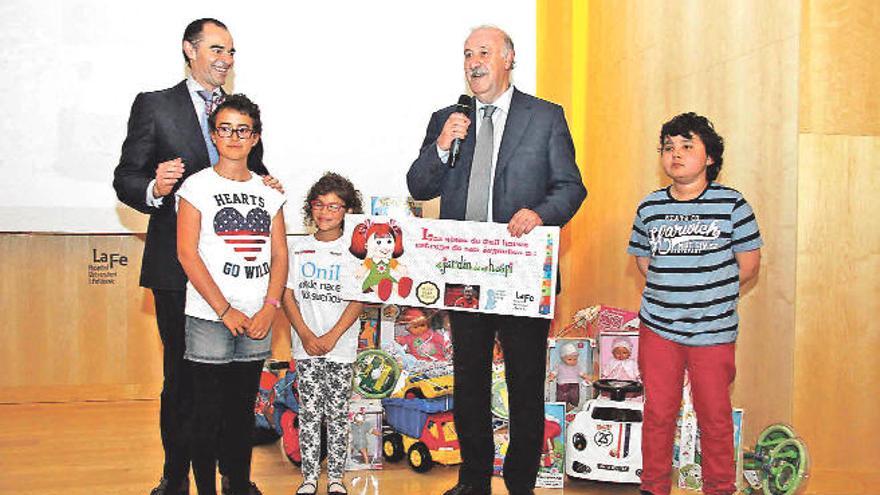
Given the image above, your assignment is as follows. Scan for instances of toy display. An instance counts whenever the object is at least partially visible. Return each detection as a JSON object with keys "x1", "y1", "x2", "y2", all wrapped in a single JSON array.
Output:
[
  {"x1": 253, "y1": 359, "x2": 287, "y2": 444},
  {"x1": 353, "y1": 349, "x2": 401, "y2": 399},
  {"x1": 546, "y1": 338, "x2": 594, "y2": 411},
  {"x1": 741, "y1": 424, "x2": 810, "y2": 495},
  {"x1": 358, "y1": 304, "x2": 382, "y2": 350},
  {"x1": 599, "y1": 332, "x2": 640, "y2": 382},
  {"x1": 381, "y1": 396, "x2": 460, "y2": 473},
  {"x1": 393, "y1": 307, "x2": 452, "y2": 363},
  {"x1": 591, "y1": 305, "x2": 640, "y2": 335},
  {"x1": 370, "y1": 196, "x2": 423, "y2": 218},
  {"x1": 566, "y1": 379, "x2": 644, "y2": 483},
  {"x1": 536, "y1": 402, "x2": 567, "y2": 488},
  {"x1": 346, "y1": 400, "x2": 384, "y2": 471},
  {"x1": 675, "y1": 406, "x2": 744, "y2": 491},
  {"x1": 554, "y1": 305, "x2": 600, "y2": 338}
]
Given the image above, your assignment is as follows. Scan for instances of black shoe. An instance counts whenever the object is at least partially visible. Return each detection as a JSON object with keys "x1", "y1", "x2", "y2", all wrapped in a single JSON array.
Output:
[
  {"x1": 220, "y1": 475, "x2": 262, "y2": 495},
  {"x1": 443, "y1": 483, "x2": 490, "y2": 495},
  {"x1": 150, "y1": 477, "x2": 189, "y2": 495}
]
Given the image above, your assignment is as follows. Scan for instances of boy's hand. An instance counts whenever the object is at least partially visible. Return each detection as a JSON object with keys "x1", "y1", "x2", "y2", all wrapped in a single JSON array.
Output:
[
  {"x1": 246, "y1": 305, "x2": 275, "y2": 340},
  {"x1": 221, "y1": 307, "x2": 250, "y2": 336}
]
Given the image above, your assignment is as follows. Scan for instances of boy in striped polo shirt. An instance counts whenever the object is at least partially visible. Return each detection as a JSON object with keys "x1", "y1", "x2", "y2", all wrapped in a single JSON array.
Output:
[{"x1": 628, "y1": 112, "x2": 762, "y2": 495}]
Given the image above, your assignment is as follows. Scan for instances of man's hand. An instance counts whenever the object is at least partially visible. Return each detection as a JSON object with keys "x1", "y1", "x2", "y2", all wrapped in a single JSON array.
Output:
[
  {"x1": 507, "y1": 208, "x2": 543, "y2": 237},
  {"x1": 152, "y1": 158, "x2": 185, "y2": 197},
  {"x1": 437, "y1": 113, "x2": 471, "y2": 151},
  {"x1": 262, "y1": 175, "x2": 285, "y2": 194}
]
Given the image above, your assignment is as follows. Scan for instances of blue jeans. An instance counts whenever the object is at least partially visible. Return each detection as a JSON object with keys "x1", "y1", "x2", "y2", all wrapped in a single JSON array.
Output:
[{"x1": 184, "y1": 316, "x2": 271, "y2": 364}]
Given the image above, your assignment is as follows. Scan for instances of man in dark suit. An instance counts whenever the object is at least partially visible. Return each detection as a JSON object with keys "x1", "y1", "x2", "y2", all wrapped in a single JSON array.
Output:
[
  {"x1": 407, "y1": 26, "x2": 586, "y2": 495},
  {"x1": 113, "y1": 18, "x2": 269, "y2": 495}
]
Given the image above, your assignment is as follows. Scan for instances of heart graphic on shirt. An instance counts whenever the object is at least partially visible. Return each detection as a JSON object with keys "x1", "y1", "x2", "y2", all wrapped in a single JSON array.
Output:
[{"x1": 213, "y1": 207, "x2": 271, "y2": 262}]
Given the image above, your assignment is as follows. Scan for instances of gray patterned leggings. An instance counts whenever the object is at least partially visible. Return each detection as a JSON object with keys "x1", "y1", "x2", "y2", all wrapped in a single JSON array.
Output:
[{"x1": 296, "y1": 358, "x2": 354, "y2": 482}]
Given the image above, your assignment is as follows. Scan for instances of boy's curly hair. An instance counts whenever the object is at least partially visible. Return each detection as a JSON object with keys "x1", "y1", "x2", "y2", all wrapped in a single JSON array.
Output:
[
  {"x1": 659, "y1": 112, "x2": 724, "y2": 181},
  {"x1": 303, "y1": 172, "x2": 363, "y2": 226}
]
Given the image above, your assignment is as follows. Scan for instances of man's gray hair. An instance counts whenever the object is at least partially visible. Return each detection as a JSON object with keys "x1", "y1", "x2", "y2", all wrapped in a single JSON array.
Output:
[{"x1": 470, "y1": 24, "x2": 516, "y2": 68}]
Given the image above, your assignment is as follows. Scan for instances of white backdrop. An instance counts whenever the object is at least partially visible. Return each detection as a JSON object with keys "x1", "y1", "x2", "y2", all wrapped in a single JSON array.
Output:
[{"x1": 0, "y1": 1, "x2": 535, "y2": 233}]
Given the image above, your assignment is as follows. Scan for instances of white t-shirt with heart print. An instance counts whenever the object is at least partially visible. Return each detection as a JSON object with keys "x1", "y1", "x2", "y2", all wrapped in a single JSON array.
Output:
[{"x1": 176, "y1": 167, "x2": 286, "y2": 321}]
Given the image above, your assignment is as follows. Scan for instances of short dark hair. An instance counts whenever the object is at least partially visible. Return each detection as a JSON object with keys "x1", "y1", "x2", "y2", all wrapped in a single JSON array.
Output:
[
  {"x1": 659, "y1": 112, "x2": 725, "y2": 181},
  {"x1": 303, "y1": 172, "x2": 363, "y2": 225},
  {"x1": 182, "y1": 18, "x2": 228, "y2": 66},
  {"x1": 208, "y1": 93, "x2": 262, "y2": 134}
]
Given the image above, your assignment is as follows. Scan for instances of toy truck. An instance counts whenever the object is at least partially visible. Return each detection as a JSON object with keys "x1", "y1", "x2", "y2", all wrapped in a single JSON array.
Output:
[{"x1": 381, "y1": 396, "x2": 461, "y2": 473}]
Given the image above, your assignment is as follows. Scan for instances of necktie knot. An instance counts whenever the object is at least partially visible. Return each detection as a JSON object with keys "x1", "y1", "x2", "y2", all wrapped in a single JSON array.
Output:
[
  {"x1": 197, "y1": 90, "x2": 222, "y2": 115},
  {"x1": 482, "y1": 105, "x2": 497, "y2": 120}
]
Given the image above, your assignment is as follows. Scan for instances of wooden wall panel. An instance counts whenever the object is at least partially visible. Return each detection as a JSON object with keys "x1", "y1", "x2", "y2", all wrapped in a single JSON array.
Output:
[
  {"x1": 549, "y1": 0, "x2": 801, "y2": 444},
  {"x1": 799, "y1": 0, "x2": 880, "y2": 135},
  {"x1": 0, "y1": 234, "x2": 295, "y2": 403},
  {"x1": 794, "y1": 134, "x2": 880, "y2": 494},
  {"x1": 0, "y1": 234, "x2": 161, "y2": 402},
  {"x1": 796, "y1": 1, "x2": 880, "y2": 492}
]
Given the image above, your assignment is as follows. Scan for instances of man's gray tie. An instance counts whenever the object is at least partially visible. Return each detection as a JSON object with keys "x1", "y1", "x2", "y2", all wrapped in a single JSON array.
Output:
[
  {"x1": 465, "y1": 104, "x2": 497, "y2": 222},
  {"x1": 196, "y1": 90, "x2": 221, "y2": 165}
]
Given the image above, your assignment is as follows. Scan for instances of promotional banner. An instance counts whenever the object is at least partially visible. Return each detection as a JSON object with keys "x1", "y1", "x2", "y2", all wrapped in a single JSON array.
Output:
[{"x1": 340, "y1": 215, "x2": 559, "y2": 318}]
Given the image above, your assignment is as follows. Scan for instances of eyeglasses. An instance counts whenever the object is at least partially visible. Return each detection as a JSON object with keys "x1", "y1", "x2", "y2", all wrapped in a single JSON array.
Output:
[
  {"x1": 214, "y1": 126, "x2": 256, "y2": 139},
  {"x1": 310, "y1": 200, "x2": 345, "y2": 212}
]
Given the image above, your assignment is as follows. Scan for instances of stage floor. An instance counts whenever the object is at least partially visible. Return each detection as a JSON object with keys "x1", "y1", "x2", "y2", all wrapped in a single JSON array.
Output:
[{"x1": 0, "y1": 400, "x2": 688, "y2": 494}]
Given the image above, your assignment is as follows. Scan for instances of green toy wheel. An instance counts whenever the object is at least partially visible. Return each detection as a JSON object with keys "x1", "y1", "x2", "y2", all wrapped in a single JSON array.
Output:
[
  {"x1": 762, "y1": 437, "x2": 809, "y2": 495},
  {"x1": 755, "y1": 423, "x2": 797, "y2": 455},
  {"x1": 353, "y1": 349, "x2": 401, "y2": 399}
]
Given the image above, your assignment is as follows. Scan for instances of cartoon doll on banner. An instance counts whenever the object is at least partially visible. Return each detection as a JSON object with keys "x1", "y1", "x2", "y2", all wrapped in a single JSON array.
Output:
[{"x1": 349, "y1": 219, "x2": 413, "y2": 301}]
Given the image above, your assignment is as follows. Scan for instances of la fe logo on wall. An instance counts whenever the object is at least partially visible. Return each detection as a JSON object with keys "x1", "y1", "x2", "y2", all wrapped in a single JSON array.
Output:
[{"x1": 88, "y1": 248, "x2": 128, "y2": 286}]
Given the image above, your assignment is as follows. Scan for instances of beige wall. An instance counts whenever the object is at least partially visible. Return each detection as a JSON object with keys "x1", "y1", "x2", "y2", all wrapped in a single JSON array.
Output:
[{"x1": 794, "y1": 1, "x2": 880, "y2": 493}]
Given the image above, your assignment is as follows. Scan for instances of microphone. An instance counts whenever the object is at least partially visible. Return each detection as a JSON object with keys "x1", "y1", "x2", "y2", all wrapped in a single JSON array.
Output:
[{"x1": 449, "y1": 94, "x2": 472, "y2": 168}]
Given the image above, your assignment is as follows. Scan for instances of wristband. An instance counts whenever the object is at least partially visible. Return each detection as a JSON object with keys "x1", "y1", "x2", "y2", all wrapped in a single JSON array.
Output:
[
  {"x1": 218, "y1": 302, "x2": 231, "y2": 318},
  {"x1": 265, "y1": 297, "x2": 281, "y2": 309}
]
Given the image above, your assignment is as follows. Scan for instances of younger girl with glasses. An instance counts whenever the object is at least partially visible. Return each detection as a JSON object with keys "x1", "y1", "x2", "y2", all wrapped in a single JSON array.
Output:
[
  {"x1": 282, "y1": 172, "x2": 364, "y2": 495},
  {"x1": 176, "y1": 94, "x2": 288, "y2": 495}
]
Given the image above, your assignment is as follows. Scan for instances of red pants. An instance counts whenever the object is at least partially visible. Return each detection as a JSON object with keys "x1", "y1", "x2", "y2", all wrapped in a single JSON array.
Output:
[{"x1": 638, "y1": 327, "x2": 736, "y2": 495}]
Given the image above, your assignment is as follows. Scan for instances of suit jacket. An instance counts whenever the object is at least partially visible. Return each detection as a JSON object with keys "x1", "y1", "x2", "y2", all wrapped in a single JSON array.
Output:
[
  {"x1": 113, "y1": 80, "x2": 268, "y2": 290},
  {"x1": 407, "y1": 88, "x2": 586, "y2": 227}
]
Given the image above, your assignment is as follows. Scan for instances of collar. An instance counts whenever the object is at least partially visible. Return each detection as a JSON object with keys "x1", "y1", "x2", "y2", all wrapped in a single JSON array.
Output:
[
  {"x1": 475, "y1": 85, "x2": 514, "y2": 116},
  {"x1": 186, "y1": 76, "x2": 221, "y2": 97}
]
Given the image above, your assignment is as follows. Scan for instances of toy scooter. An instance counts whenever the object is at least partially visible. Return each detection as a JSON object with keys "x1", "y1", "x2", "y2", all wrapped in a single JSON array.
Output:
[{"x1": 742, "y1": 424, "x2": 809, "y2": 495}]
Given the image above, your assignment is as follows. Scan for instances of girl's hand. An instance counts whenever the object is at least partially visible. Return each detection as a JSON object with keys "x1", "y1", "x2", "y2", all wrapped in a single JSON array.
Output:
[
  {"x1": 246, "y1": 305, "x2": 275, "y2": 340},
  {"x1": 316, "y1": 332, "x2": 340, "y2": 353},
  {"x1": 222, "y1": 308, "x2": 250, "y2": 336},
  {"x1": 300, "y1": 332, "x2": 328, "y2": 356}
]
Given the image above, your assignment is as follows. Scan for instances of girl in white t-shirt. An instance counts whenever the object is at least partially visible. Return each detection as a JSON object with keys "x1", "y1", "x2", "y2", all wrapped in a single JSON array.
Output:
[
  {"x1": 282, "y1": 172, "x2": 364, "y2": 495},
  {"x1": 177, "y1": 95, "x2": 288, "y2": 495}
]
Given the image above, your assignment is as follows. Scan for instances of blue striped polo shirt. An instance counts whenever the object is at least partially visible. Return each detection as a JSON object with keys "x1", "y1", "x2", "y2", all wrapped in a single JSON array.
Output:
[{"x1": 627, "y1": 183, "x2": 763, "y2": 345}]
